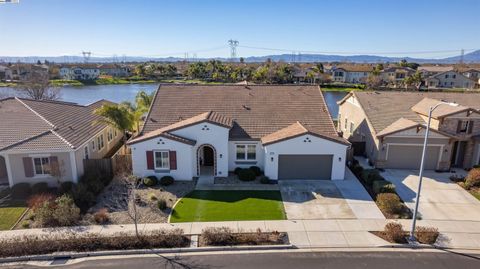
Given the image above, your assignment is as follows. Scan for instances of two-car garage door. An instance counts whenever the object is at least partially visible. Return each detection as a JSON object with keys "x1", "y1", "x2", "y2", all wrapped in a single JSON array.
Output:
[
  {"x1": 278, "y1": 154, "x2": 333, "y2": 180},
  {"x1": 386, "y1": 145, "x2": 440, "y2": 170}
]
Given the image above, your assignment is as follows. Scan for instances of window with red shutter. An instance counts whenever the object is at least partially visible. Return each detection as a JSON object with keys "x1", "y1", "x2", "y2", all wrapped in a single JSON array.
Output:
[
  {"x1": 169, "y1": 151, "x2": 177, "y2": 170},
  {"x1": 146, "y1": 151, "x2": 154, "y2": 170}
]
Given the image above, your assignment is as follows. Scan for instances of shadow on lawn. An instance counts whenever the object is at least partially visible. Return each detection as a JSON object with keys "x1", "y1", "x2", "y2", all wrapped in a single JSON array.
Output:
[{"x1": 183, "y1": 190, "x2": 283, "y2": 203}]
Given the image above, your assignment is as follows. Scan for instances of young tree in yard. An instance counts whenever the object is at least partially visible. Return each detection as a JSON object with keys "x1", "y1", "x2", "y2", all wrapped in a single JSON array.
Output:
[
  {"x1": 15, "y1": 69, "x2": 60, "y2": 100},
  {"x1": 123, "y1": 175, "x2": 142, "y2": 238},
  {"x1": 404, "y1": 71, "x2": 423, "y2": 90},
  {"x1": 365, "y1": 73, "x2": 383, "y2": 89}
]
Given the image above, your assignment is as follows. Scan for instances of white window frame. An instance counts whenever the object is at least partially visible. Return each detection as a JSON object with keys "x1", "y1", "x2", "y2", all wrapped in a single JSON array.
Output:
[
  {"x1": 154, "y1": 150, "x2": 170, "y2": 170},
  {"x1": 107, "y1": 128, "x2": 113, "y2": 142},
  {"x1": 459, "y1": 120, "x2": 470, "y2": 133},
  {"x1": 97, "y1": 134, "x2": 105, "y2": 150},
  {"x1": 33, "y1": 156, "x2": 50, "y2": 176},
  {"x1": 236, "y1": 144, "x2": 256, "y2": 161},
  {"x1": 350, "y1": 121, "x2": 355, "y2": 133},
  {"x1": 344, "y1": 118, "x2": 348, "y2": 130},
  {"x1": 84, "y1": 146, "x2": 89, "y2": 160}
]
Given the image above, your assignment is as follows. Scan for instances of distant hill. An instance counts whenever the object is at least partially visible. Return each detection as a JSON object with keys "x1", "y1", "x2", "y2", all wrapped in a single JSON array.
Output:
[{"x1": 1, "y1": 50, "x2": 479, "y2": 64}]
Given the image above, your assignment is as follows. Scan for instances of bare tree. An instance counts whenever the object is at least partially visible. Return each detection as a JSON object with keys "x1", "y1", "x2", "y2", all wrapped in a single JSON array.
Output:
[
  {"x1": 50, "y1": 159, "x2": 66, "y2": 186},
  {"x1": 16, "y1": 69, "x2": 61, "y2": 100}
]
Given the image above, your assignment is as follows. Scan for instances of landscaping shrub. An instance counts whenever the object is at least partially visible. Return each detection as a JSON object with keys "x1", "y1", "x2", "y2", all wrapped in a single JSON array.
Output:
[
  {"x1": 52, "y1": 195, "x2": 80, "y2": 226},
  {"x1": 34, "y1": 200, "x2": 57, "y2": 227},
  {"x1": 350, "y1": 164, "x2": 363, "y2": 176},
  {"x1": 93, "y1": 208, "x2": 109, "y2": 224},
  {"x1": 27, "y1": 193, "x2": 56, "y2": 210},
  {"x1": 465, "y1": 168, "x2": 480, "y2": 189},
  {"x1": 361, "y1": 169, "x2": 383, "y2": 186},
  {"x1": 260, "y1": 176, "x2": 270, "y2": 184},
  {"x1": 234, "y1": 167, "x2": 244, "y2": 175},
  {"x1": 160, "y1": 176, "x2": 174, "y2": 186},
  {"x1": 373, "y1": 180, "x2": 396, "y2": 194},
  {"x1": 449, "y1": 175, "x2": 465, "y2": 183},
  {"x1": 72, "y1": 183, "x2": 97, "y2": 213},
  {"x1": 31, "y1": 182, "x2": 49, "y2": 194},
  {"x1": 376, "y1": 193, "x2": 402, "y2": 215},
  {"x1": 201, "y1": 227, "x2": 285, "y2": 246},
  {"x1": 202, "y1": 227, "x2": 235, "y2": 246},
  {"x1": 11, "y1": 183, "x2": 32, "y2": 198},
  {"x1": 415, "y1": 226, "x2": 439, "y2": 244},
  {"x1": 238, "y1": 169, "x2": 256, "y2": 181},
  {"x1": 249, "y1": 166, "x2": 262, "y2": 176},
  {"x1": 21, "y1": 221, "x2": 30, "y2": 229},
  {"x1": 157, "y1": 199, "x2": 167, "y2": 210},
  {"x1": 384, "y1": 222, "x2": 405, "y2": 243},
  {"x1": 0, "y1": 229, "x2": 189, "y2": 258},
  {"x1": 148, "y1": 192, "x2": 158, "y2": 201},
  {"x1": 143, "y1": 176, "x2": 158, "y2": 187},
  {"x1": 59, "y1": 181, "x2": 76, "y2": 195}
]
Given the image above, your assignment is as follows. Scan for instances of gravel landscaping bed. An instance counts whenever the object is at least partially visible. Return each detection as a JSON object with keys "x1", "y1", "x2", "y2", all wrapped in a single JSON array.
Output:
[
  {"x1": 214, "y1": 173, "x2": 263, "y2": 185},
  {"x1": 81, "y1": 178, "x2": 195, "y2": 225}
]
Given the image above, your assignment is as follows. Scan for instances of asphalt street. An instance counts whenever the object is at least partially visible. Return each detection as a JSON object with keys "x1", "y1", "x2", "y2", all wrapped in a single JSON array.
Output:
[{"x1": 4, "y1": 250, "x2": 480, "y2": 269}]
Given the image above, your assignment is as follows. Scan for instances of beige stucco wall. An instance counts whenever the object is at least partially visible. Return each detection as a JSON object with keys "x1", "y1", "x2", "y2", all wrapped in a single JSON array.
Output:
[
  {"x1": 8, "y1": 151, "x2": 74, "y2": 187},
  {"x1": 74, "y1": 126, "x2": 122, "y2": 177},
  {"x1": 338, "y1": 94, "x2": 381, "y2": 162}
]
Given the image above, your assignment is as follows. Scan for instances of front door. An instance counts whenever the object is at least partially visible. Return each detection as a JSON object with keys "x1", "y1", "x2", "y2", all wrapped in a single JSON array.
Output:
[{"x1": 203, "y1": 147, "x2": 214, "y2": 166}]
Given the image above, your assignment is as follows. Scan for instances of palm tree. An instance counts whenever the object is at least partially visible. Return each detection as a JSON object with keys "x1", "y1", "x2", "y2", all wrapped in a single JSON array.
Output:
[
  {"x1": 121, "y1": 90, "x2": 155, "y2": 134},
  {"x1": 94, "y1": 104, "x2": 134, "y2": 145}
]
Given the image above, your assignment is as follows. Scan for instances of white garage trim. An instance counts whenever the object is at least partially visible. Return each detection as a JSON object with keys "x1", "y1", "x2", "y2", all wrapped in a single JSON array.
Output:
[{"x1": 386, "y1": 143, "x2": 444, "y2": 168}]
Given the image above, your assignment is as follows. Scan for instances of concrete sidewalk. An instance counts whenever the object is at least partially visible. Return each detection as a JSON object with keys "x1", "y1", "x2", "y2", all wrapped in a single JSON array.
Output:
[{"x1": 2, "y1": 219, "x2": 480, "y2": 250}]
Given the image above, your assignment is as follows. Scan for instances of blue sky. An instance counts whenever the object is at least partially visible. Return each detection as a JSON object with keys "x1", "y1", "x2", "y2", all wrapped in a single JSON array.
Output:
[{"x1": 0, "y1": 0, "x2": 479, "y2": 58}]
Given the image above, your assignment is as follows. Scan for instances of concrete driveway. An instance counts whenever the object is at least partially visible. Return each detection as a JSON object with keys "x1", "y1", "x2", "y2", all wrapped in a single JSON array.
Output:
[
  {"x1": 279, "y1": 168, "x2": 384, "y2": 220},
  {"x1": 381, "y1": 169, "x2": 480, "y2": 221}
]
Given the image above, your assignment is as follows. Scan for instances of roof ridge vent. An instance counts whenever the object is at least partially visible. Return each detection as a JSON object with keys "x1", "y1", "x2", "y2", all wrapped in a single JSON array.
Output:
[{"x1": 242, "y1": 105, "x2": 251, "y2": 110}]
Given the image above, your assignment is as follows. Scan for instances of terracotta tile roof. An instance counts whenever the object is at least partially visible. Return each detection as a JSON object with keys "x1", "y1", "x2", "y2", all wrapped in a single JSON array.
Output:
[
  {"x1": 348, "y1": 91, "x2": 480, "y2": 134},
  {"x1": 261, "y1": 121, "x2": 349, "y2": 146},
  {"x1": 418, "y1": 66, "x2": 454, "y2": 73},
  {"x1": 333, "y1": 64, "x2": 374, "y2": 72},
  {"x1": 2, "y1": 131, "x2": 73, "y2": 151},
  {"x1": 411, "y1": 98, "x2": 468, "y2": 119},
  {"x1": 0, "y1": 97, "x2": 115, "y2": 152},
  {"x1": 376, "y1": 118, "x2": 421, "y2": 137},
  {"x1": 139, "y1": 84, "x2": 344, "y2": 143}
]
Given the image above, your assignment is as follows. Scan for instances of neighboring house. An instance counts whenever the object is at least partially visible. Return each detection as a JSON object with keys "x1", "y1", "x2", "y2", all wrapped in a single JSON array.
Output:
[
  {"x1": 330, "y1": 65, "x2": 373, "y2": 83},
  {"x1": 293, "y1": 67, "x2": 329, "y2": 83},
  {"x1": 338, "y1": 91, "x2": 480, "y2": 171},
  {"x1": 418, "y1": 65, "x2": 454, "y2": 77},
  {"x1": 98, "y1": 64, "x2": 131, "y2": 77},
  {"x1": 9, "y1": 64, "x2": 49, "y2": 81},
  {"x1": 0, "y1": 98, "x2": 122, "y2": 187},
  {"x1": 380, "y1": 66, "x2": 415, "y2": 86},
  {"x1": 59, "y1": 64, "x2": 100, "y2": 80},
  {"x1": 127, "y1": 85, "x2": 350, "y2": 181},
  {"x1": 424, "y1": 71, "x2": 475, "y2": 89},
  {"x1": 0, "y1": 65, "x2": 12, "y2": 81}
]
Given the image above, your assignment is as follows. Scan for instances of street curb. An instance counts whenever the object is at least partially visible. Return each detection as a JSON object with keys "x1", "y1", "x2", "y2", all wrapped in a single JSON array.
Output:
[{"x1": 0, "y1": 244, "x2": 294, "y2": 264}]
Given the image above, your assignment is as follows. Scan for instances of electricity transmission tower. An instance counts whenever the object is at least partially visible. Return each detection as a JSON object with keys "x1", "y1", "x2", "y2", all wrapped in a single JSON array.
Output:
[
  {"x1": 82, "y1": 51, "x2": 92, "y2": 63},
  {"x1": 228, "y1": 39, "x2": 239, "y2": 61},
  {"x1": 460, "y1": 49, "x2": 464, "y2": 64}
]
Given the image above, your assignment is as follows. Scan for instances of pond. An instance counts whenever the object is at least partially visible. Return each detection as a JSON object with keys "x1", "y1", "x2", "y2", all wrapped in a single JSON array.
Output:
[{"x1": 0, "y1": 84, "x2": 347, "y2": 118}]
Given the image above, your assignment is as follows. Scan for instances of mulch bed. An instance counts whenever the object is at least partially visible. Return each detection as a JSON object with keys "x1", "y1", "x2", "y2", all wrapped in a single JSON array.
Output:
[
  {"x1": 198, "y1": 232, "x2": 288, "y2": 247},
  {"x1": 0, "y1": 229, "x2": 190, "y2": 258},
  {"x1": 370, "y1": 231, "x2": 439, "y2": 245}
]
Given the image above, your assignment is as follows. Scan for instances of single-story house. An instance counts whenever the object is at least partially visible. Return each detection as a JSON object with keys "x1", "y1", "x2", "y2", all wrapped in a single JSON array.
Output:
[
  {"x1": 0, "y1": 97, "x2": 122, "y2": 187},
  {"x1": 127, "y1": 84, "x2": 350, "y2": 181},
  {"x1": 338, "y1": 91, "x2": 480, "y2": 171}
]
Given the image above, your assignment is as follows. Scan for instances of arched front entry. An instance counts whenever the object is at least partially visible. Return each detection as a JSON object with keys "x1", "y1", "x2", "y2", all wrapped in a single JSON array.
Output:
[
  {"x1": 0, "y1": 156, "x2": 8, "y2": 185},
  {"x1": 197, "y1": 144, "x2": 217, "y2": 176}
]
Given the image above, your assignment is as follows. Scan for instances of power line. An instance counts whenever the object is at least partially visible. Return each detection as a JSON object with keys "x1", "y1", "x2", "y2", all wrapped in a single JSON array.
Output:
[{"x1": 237, "y1": 45, "x2": 477, "y2": 56}]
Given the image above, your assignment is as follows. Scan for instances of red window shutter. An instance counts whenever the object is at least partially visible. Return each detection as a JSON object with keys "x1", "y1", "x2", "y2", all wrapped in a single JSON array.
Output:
[
  {"x1": 146, "y1": 151, "x2": 154, "y2": 170},
  {"x1": 22, "y1": 157, "x2": 34, "y2": 177},
  {"x1": 169, "y1": 151, "x2": 177, "y2": 170}
]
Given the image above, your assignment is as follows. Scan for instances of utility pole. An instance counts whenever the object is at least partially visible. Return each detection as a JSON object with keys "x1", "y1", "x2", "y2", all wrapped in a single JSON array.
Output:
[
  {"x1": 228, "y1": 39, "x2": 239, "y2": 61},
  {"x1": 82, "y1": 51, "x2": 92, "y2": 63}
]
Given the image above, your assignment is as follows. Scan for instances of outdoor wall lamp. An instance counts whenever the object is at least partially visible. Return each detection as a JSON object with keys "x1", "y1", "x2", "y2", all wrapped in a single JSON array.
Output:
[
  {"x1": 338, "y1": 157, "x2": 342, "y2": 162},
  {"x1": 219, "y1": 154, "x2": 223, "y2": 158},
  {"x1": 271, "y1": 157, "x2": 274, "y2": 162}
]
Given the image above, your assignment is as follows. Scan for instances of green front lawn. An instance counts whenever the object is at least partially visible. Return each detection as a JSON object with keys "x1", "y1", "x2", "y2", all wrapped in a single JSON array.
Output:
[
  {"x1": 0, "y1": 201, "x2": 27, "y2": 230},
  {"x1": 170, "y1": 190, "x2": 286, "y2": 223}
]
